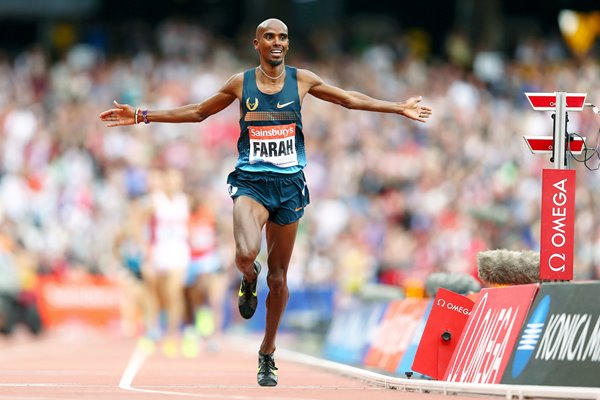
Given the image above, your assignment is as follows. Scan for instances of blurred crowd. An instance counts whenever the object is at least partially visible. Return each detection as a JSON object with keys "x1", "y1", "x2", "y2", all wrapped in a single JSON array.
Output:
[{"x1": 0, "y1": 18, "x2": 599, "y2": 316}]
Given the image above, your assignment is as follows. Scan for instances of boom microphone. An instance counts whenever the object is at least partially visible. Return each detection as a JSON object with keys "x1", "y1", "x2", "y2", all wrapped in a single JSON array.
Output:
[
  {"x1": 425, "y1": 272, "x2": 481, "y2": 297},
  {"x1": 477, "y1": 249, "x2": 539, "y2": 285}
]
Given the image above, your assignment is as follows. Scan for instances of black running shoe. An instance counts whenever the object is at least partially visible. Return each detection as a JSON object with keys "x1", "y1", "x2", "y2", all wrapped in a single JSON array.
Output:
[
  {"x1": 257, "y1": 351, "x2": 278, "y2": 387},
  {"x1": 238, "y1": 261, "x2": 261, "y2": 319}
]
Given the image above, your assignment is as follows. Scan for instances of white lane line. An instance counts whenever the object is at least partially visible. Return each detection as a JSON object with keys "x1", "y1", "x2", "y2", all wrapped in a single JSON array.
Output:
[
  {"x1": 124, "y1": 386, "x2": 320, "y2": 400},
  {"x1": 118, "y1": 345, "x2": 150, "y2": 389},
  {"x1": 118, "y1": 346, "x2": 209, "y2": 397},
  {"x1": 117, "y1": 342, "x2": 320, "y2": 400},
  {"x1": 119, "y1": 344, "x2": 250, "y2": 400}
]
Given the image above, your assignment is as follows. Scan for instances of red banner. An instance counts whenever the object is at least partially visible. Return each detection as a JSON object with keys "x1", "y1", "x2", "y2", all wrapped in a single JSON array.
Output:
[
  {"x1": 443, "y1": 284, "x2": 538, "y2": 384},
  {"x1": 412, "y1": 289, "x2": 474, "y2": 379},
  {"x1": 525, "y1": 92, "x2": 587, "y2": 111},
  {"x1": 523, "y1": 136, "x2": 585, "y2": 154},
  {"x1": 36, "y1": 274, "x2": 123, "y2": 330},
  {"x1": 539, "y1": 169, "x2": 576, "y2": 280}
]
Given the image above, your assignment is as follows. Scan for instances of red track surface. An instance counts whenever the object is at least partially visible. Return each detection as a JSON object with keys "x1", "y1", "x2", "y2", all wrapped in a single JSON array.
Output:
[{"x1": 0, "y1": 330, "x2": 498, "y2": 400}]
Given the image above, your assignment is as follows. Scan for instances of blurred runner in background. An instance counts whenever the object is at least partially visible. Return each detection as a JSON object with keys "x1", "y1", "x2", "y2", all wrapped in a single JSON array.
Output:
[
  {"x1": 113, "y1": 198, "x2": 155, "y2": 338},
  {"x1": 141, "y1": 168, "x2": 190, "y2": 357},
  {"x1": 181, "y1": 190, "x2": 227, "y2": 357}
]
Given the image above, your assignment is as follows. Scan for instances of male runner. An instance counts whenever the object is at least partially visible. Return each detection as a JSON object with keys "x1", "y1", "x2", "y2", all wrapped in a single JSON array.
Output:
[
  {"x1": 143, "y1": 168, "x2": 190, "y2": 357},
  {"x1": 99, "y1": 17, "x2": 432, "y2": 386}
]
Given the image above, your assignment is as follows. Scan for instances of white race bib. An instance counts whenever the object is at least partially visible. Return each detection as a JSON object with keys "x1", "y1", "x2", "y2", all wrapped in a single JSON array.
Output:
[{"x1": 248, "y1": 123, "x2": 298, "y2": 167}]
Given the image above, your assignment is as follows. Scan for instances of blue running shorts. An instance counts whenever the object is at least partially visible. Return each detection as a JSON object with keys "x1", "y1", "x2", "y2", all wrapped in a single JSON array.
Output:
[{"x1": 226, "y1": 169, "x2": 310, "y2": 225}]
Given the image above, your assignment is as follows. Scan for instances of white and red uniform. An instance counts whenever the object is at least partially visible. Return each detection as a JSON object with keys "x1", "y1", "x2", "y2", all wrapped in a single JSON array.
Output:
[{"x1": 150, "y1": 191, "x2": 190, "y2": 271}]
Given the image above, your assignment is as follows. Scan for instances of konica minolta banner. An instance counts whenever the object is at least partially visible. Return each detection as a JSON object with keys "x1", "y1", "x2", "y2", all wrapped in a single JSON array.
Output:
[{"x1": 502, "y1": 282, "x2": 600, "y2": 387}]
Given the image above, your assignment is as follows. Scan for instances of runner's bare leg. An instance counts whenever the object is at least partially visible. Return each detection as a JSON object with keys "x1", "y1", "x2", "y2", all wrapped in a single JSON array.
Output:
[
  {"x1": 260, "y1": 220, "x2": 298, "y2": 354},
  {"x1": 233, "y1": 196, "x2": 269, "y2": 281}
]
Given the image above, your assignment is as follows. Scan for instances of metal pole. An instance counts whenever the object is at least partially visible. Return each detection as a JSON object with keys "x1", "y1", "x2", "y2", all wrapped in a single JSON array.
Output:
[{"x1": 553, "y1": 91, "x2": 567, "y2": 169}]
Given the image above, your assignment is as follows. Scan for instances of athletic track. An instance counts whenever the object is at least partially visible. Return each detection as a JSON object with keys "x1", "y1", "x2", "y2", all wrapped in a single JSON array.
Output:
[{"x1": 0, "y1": 329, "x2": 506, "y2": 400}]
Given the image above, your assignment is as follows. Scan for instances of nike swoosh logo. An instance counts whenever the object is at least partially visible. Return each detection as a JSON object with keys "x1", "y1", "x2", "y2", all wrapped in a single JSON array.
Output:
[
  {"x1": 238, "y1": 288, "x2": 257, "y2": 297},
  {"x1": 276, "y1": 101, "x2": 295, "y2": 109}
]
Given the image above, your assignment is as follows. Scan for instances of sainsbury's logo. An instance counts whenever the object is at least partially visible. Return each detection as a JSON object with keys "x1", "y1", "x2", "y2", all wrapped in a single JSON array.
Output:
[
  {"x1": 511, "y1": 295, "x2": 551, "y2": 378},
  {"x1": 249, "y1": 124, "x2": 296, "y2": 139}
]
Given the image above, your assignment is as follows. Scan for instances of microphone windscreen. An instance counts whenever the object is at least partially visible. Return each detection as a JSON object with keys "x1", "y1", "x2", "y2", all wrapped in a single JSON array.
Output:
[
  {"x1": 477, "y1": 249, "x2": 539, "y2": 285},
  {"x1": 425, "y1": 272, "x2": 481, "y2": 297}
]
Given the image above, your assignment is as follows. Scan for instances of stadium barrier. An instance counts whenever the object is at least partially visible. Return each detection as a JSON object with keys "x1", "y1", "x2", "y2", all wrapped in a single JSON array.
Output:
[
  {"x1": 322, "y1": 281, "x2": 600, "y2": 389},
  {"x1": 502, "y1": 281, "x2": 600, "y2": 387}
]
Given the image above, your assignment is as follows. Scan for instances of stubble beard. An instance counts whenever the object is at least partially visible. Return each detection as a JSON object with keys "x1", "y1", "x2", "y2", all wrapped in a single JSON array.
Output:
[{"x1": 268, "y1": 59, "x2": 283, "y2": 67}]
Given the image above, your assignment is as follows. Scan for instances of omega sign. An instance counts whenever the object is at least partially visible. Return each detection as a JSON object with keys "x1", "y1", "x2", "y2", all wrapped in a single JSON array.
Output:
[
  {"x1": 436, "y1": 299, "x2": 471, "y2": 316},
  {"x1": 443, "y1": 285, "x2": 538, "y2": 384},
  {"x1": 444, "y1": 293, "x2": 521, "y2": 383},
  {"x1": 539, "y1": 169, "x2": 576, "y2": 280}
]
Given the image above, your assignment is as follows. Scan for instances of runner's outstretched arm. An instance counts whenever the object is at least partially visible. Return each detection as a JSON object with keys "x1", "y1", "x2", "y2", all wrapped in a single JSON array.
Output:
[
  {"x1": 299, "y1": 69, "x2": 432, "y2": 123},
  {"x1": 98, "y1": 73, "x2": 243, "y2": 127}
]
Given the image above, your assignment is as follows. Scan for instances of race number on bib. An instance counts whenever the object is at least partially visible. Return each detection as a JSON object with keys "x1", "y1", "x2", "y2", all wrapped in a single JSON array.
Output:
[{"x1": 248, "y1": 124, "x2": 298, "y2": 167}]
